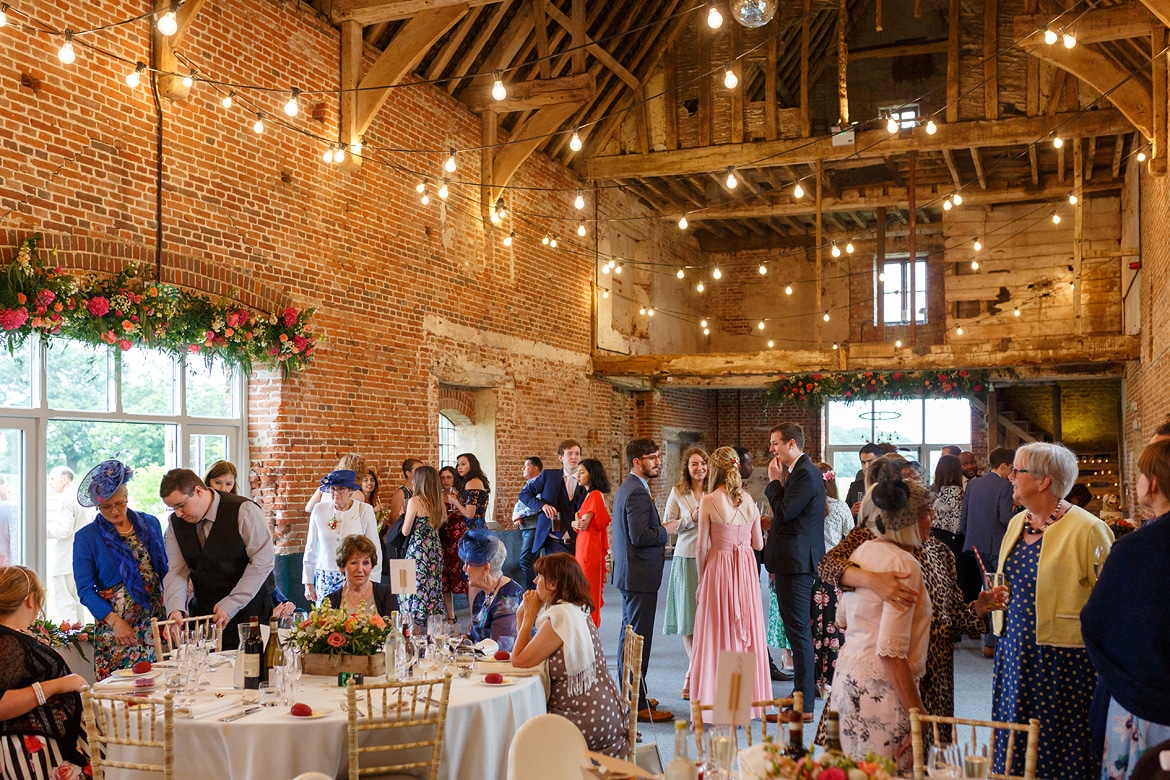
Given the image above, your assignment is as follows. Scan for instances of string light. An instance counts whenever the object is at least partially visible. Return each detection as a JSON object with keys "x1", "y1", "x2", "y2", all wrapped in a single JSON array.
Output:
[
  {"x1": 757, "y1": 321, "x2": 765, "y2": 330},
  {"x1": 550, "y1": 236, "x2": 558, "y2": 248},
  {"x1": 952, "y1": 193, "x2": 963, "y2": 206},
  {"x1": 1044, "y1": 27, "x2": 1057, "y2": 45},
  {"x1": 569, "y1": 126, "x2": 582, "y2": 152},
  {"x1": 793, "y1": 182, "x2": 805, "y2": 199},
  {"x1": 496, "y1": 197, "x2": 507, "y2": 219},
  {"x1": 542, "y1": 234, "x2": 550, "y2": 245},
  {"x1": 601, "y1": 263, "x2": 610, "y2": 274},
  {"x1": 182, "y1": 73, "x2": 194, "y2": 89},
  {"x1": 1052, "y1": 213, "x2": 1061, "y2": 224},
  {"x1": 703, "y1": 327, "x2": 710, "y2": 335},
  {"x1": 1052, "y1": 136, "x2": 1063, "y2": 149},
  {"x1": 125, "y1": 62, "x2": 145, "y2": 88},
  {"x1": 438, "y1": 180, "x2": 449, "y2": 199},
  {"x1": 157, "y1": 5, "x2": 178, "y2": 36},
  {"x1": 707, "y1": 1, "x2": 723, "y2": 29},
  {"x1": 504, "y1": 231, "x2": 514, "y2": 247},
  {"x1": 252, "y1": 113, "x2": 264, "y2": 134},
  {"x1": 832, "y1": 342, "x2": 839, "y2": 350},
  {"x1": 492, "y1": 72, "x2": 506, "y2": 101},
  {"x1": 697, "y1": 282, "x2": 705, "y2": 292},
  {"x1": 677, "y1": 269, "x2": 685, "y2": 279},
  {"x1": 333, "y1": 146, "x2": 345, "y2": 163},
  {"x1": 577, "y1": 223, "x2": 587, "y2": 237},
  {"x1": 420, "y1": 191, "x2": 430, "y2": 205},
  {"x1": 58, "y1": 31, "x2": 76, "y2": 65},
  {"x1": 648, "y1": 307, "x2": 655, "y2": 317},
  {"x1": 956, "y1": 326, "x2": 964, "y2": 336},
  {"x1": 1138, "y1": 150, "x2": 1148, "y2": 163},
  {"x1": 350, "y1": 140, "x2": 362, "y2": 156},
  {"x1": 723, "y1": 63, "x2": 738, "y2": 89},
  {"x1": 925, "y1": 119, "x2": 937, "y2": 135},
  {"x1": 1069, "y1": 193, "x2": 1078, "y2": 205},
  {"x1": 845, "y1": 241, "x2": 855, "y2": 254},
  {"x1": 768, "y1": 340, "x2": 774, "y2": 348},
  {"x1": 700, "y1": 319, "x2": 708, "y2": 328},
  {"x1": 785, "y1": 284, "x2": 793, "y2": 295},
  {"x1": 602, "y1": 290, "x2": 609, "y2": 298},
  {"x1": 886, "y1": 116, "x2": 899, "y2": 134},
  {"x1": 971, "y1": 259, "x2": 979, "y2": 270},
  {"x1": 640, "y1": 307, "x2": 647, "y2": 315},
  {"x1": 323, "y1": 145, "x2": 335, "y2": 163},
  {"x1": 613, "y1": 261, "x2": 621, "y2": 273},
  {"x1": 830, "y1": 242, "x2": 841, "y2": 257},
  {"x1": 823, "y1": 310, "x2": 831, "y2": 322},
  {"x1": 574, "y1": 190, "x2": 585, "y2": 210},
  {"x1": 678, "y1": 215, "x2": 688, "y2": 230},
  {"x1": 725, "y1": 167, "x2": 738, "y2": 189},
  {"x1": 758, "y1": 263, "x2": 767, "y2": 275},
  {"x1": 895, "y1": 339, "x2": 903, "y2": 348},
  {"x1": 973, "y1": 239, "x2": 982, "y2": 251},
  {"x1": 1062, "y1": 31, "x2": 1076, "y2": 49},
  {"x1": 416, "y1": 181, "x2": 427, "y2": 194},
  {"x1": 490, "y1": 207, "x2": 501, "y2": 224},
  {"x1": 943, "y1": 197, "x2": 953, "y2": 211},
  {"x1": 712, "y1": 266, "x2": 722, "y2": 280},
  {"x1": 221, "y1": 91, "x2": 234, "y2": 109},
  {"x1": 283, "y1": 88, "x2": 300, "y2": 117},
  {"x1": 1014, "y1": 307, "x2": 1021, "y2": 316},
  {"x1": 444, "y1": 149, "x2": 457, "y2": 173}
]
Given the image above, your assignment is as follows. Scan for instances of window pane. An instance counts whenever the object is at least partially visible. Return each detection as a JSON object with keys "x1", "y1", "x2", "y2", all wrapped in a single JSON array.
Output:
[
  {"x1": 924, "y1": 398, "x2": 972, "y2": 444},
  {"x1": 438, "y1": 414, "x2": 456, "y2": 468},
  {"x1": 830, "y1": 449, "x2": 862, "y2": 502},
  {"x1": 872, "y1": 399, "x2": 923, "y2": 444},
  {"x1": 883, "y1": 262, "x2": 903, "y2": 324},
  {"x1": 914, "y1": 260, "x2": 928, "y2": 323},
  {"x1": 827, "y1": 401, "x2": 872, "y2": 444},
  {"x1": 121, "y1": 349, "x2": 177, "y2": 415},
  {"x1": 187, "y1": 359, "x2": 236, "y2": 418},
  {"x1": 190, "y1": 434, "x2": 228, "y2": 480},
  {"x1": 0, "y1": 428, "x2": 25, "y2": 568},
  {"x1": 0, "y1": 340, "x2": 33, "y2": 408},
  {"x1": 46, "y1": 340, "x2": 112, "y2": 412}
]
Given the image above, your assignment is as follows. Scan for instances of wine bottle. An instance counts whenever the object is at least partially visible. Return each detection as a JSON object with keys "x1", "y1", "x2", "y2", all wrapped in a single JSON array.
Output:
[
  {"x1": 822, "y1": 710, "x2": 845, "y2": 758},
  {"x1": 384, "y1": 611, "x2": 404, "y2": 682},
  {"x1": 263, "y1": 617, "x2": 284, "y2": 679},
  {"x1": 665, "y1": 720, "x2": 696, "y2": 780},
  {"x1": 243, "y1": 617, "x2": 263, "y2": 690},
  {"x1": 785, "y1": 710, "x2": 807, "y2": 761}
]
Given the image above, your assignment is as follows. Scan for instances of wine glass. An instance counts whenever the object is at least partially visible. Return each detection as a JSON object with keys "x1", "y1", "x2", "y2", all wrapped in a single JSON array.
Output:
[
  {"x1": 709, "y1": 724, "x2": 736, "y2": 780},
  {"x1": 284, "y1": 646, "x2": 302, "y2": 701},
  {"x1": 428, "y1": 616, "x2": 449, "y2": 657},
  {"x1": 963, "y1": 744, "x2": 990, "y2": 779},
  {"x1": 927, "y1": 744, "x2": 962, "y2": 779},
  {"x1": 417, "y1": 645, "x2": 440, "y2": 677},
  {"x1": 1093, "y1": 545, "x2": 1107, "y2": 579},
  {"x1": 447, "y1": 623, "x2": 464, "y2": 656}
]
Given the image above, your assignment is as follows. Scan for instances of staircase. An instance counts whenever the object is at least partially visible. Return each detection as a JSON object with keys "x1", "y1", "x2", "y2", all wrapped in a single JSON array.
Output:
[{"x1": 969, "y1": 395, "x2": 1044, "y2": 448}]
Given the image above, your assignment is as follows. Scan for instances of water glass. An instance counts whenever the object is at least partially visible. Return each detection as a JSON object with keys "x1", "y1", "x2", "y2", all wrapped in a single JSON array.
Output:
[
  {"x1": 984, "y1": 572, "x2": 1010, "y2": 610},
  {"x1": 963, "y1": 745, "x2": 990, "y2": 779},
  {"x1": 927, "y1": 744, "x2": 962, "y2": 779},
  {"x1": 454, "y1": 646, "x2": 477, "y2": 678},
  {"x1": 284, "y1": 647, "x2": 302, "y2": 700},
  {"x1": 269, "y1": 666, "x2": 287, "y2": 705},
  {"x1": 417, "y1": 645, "x2": 441, "y2": 677},
  {"x1": 258, "y1": 681, "x2": 279, "y2": 707}
]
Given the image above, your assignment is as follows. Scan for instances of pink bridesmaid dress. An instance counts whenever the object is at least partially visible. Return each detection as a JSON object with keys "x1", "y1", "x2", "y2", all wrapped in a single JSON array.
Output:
[{"x1": 689, "y1": 496, "x2": 770, "y2": 723}]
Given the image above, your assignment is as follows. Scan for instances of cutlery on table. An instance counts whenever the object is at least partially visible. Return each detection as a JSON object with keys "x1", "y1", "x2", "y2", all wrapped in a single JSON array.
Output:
[{"x1": 217, "y1": 707, "x2": 261, "y2": 722}]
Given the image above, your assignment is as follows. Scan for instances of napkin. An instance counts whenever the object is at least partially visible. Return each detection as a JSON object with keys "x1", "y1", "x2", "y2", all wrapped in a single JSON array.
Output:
[
  {"x1": 94, "y1": 677, "x2": 158, "y2": 691},
  {"x1": 208, "y1": 653, "x2": 234, "y2": 667},
  {"x1": 583, "y1": 751, "x2": 660, "y2": 779},
  {"x1": 176, "y1": 696, "x2": 240, "y2": 720},
  {"x1": 735, "y1": 743, "x2": 769, "y2": 780}
]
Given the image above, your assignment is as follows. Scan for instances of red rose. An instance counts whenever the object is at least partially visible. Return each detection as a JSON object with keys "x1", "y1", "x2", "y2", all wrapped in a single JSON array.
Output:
[
  {"x1": 819, "y1": 768, "x2": 847, "y2": 780},
  {"x1": 326, "y1": 632, "x2": 346, "y2": 648},
  {"x1": 974, "y1": 384, "x2": 983, "y2": 391},
  {"x1": 893, "y1": 372, "x2": 902, "y2": 380},
  {"x1": 117, "y1": 339, "x2": 132, "y2": 351},
  {"x1": 293, "y1": 334, "x2": 308, "y2": 352},
  {"x1": 86, "y1": 297, "x2": 110, "y2": 317},
  {"x1": 959, "y1": 370, "x2": 968, "y2": 377}
]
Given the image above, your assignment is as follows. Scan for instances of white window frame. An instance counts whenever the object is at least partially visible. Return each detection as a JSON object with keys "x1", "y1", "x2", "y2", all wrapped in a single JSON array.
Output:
[
  {"x1": 878, "y1": 256, "x2": 928, "y2": 325},
  {"x1": 879, "y1": 103, "x2": 921, "y2": 129},
  {"x1": 438, "y1": 413, "x2": 457, "y2": 469}
]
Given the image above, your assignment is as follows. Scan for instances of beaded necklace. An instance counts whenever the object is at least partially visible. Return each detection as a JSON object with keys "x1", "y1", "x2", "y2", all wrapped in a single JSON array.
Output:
[{"x1": 1023, "y1": 499, "x2": 1068, "y2": 536}]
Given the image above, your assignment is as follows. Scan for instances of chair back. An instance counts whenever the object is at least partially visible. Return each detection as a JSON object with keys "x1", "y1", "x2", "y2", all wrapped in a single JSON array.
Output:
[
  {"x1": 82, "y1": 689, "x2": 175, "y2": 780},
  {"x1": 506, "y1": 713, "x2": 588, "y2": 780},
  {"x1": 150, "y1": 614, "x2": 222, "y2": 660},
  {"x1": 346, "y1": 674, "x2": 451, "y2": 780},
  {"x1": 691, "y1": 692, "x2": 803, "y2": 753},
  {"x1": 619, "y1": 624, "x2": 644, "y2": 759},
  {"x1": 910, "y1": 709, "x2": 1041, "y2": 780}
]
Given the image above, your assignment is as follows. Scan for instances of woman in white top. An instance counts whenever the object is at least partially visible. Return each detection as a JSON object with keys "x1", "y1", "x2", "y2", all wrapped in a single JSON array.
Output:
[
  {"x1": 302, "y1": 470, "x2": 381, "y2": 605},
  {"x1": 661, "y1": 446, "x2": 707, "y2": 700}
]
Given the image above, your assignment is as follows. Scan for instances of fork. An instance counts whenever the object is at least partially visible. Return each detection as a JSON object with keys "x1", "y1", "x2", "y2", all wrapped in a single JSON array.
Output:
[{"x1": 339, "y1": 701, "x2": 366, "y2": 717}]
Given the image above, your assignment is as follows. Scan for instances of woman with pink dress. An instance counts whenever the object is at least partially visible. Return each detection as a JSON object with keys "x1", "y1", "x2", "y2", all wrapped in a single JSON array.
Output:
[{"x1": 689, "y1": 446, "x2": 769, "y2": 723}]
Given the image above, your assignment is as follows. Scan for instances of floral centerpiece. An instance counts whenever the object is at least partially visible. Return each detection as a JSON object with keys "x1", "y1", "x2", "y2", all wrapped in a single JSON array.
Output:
[
  {"x1": 741, "y1": 740, "x2": 896, "y2": 780},
  {"x1": 289, "y1": 605, "x2": 390, "y2": 676},
  {"x1": 28, "y1": 618, "x2": 92, "y2": 661}
]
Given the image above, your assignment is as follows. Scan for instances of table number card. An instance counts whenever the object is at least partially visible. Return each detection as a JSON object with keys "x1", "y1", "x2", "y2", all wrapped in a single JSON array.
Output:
[
  {"x1": 713, "y1": 651, "x2": 756, "y2": 727},
  {"x1": 387, "y1": 559, "x2": 417, "y2": 595}
]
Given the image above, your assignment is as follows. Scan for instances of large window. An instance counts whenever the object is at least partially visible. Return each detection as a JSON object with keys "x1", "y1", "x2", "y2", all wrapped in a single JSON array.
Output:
[
  {"x1": 824, "y1": 398, "x2": 971, "y2": 496},
  {"x1": 0, "y1": 338, "x2": 246, "y2": 622},
  {"x1": 879, "y1": 258, "x2": 927, "y2": 325},
  {"x1": 438, "y1": 413, "x2": 456, "y2": 468}
]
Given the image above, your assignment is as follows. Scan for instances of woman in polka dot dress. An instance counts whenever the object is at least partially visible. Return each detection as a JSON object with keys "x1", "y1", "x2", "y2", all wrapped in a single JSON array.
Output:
[{"x1": 992, "y1": 443, "x2": 1113, "y2": 780}]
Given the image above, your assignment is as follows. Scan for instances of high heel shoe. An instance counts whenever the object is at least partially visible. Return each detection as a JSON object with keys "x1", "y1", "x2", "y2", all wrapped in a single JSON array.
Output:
[{"x1": 681, "y1": 677, "x2": 690, "y2": 700}]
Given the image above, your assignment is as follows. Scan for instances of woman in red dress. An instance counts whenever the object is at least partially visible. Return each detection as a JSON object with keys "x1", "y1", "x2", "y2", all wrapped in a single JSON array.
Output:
[{"x1": 573, "y1": 459, "x2": 611, "y2": 628}]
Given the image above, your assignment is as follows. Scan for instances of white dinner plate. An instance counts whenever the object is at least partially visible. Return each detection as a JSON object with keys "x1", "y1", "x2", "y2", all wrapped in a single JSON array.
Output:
[
  {"x1": 286, "y1": 709, "x2": 332, "y2": 720},
  {"x1": 112, "y1": 669, "x2": 152, "y2": 678},
  {"x1": 479, "y1": 677, "x2": 519, "y2": 687}
]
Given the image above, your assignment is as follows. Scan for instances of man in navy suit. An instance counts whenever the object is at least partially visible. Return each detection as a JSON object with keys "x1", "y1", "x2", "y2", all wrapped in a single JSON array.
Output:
[
  {"x1": 960, "y1": 446, "x2": 1016, "y2": 654},
  {"x1": 518, "y1": 439, "x2": 584, "y2": 557},
  {"x1": 763, "y1": 423, "x2": 825, "y2": 719},
  {"x1": 613, "y1": 438, "x2": 678, "y2": 723}
]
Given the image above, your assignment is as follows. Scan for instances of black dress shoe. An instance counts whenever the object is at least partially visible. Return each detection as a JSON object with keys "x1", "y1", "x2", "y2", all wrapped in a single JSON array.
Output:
[{"x1": 770, "y1": 665, "x2": 794, "y2": 682}]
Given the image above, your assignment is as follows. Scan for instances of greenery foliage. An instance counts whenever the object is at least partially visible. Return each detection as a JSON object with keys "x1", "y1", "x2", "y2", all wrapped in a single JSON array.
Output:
[
  {"x1": 2, "y1": 234, "x2": 317, "y2": 376},
  {"x1": 767, "y1": 369, "x2": 993, "y2": 409}
]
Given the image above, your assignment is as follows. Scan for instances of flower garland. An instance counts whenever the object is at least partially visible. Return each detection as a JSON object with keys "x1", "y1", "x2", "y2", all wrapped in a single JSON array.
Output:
[
  {"x1": 766, "y1": 369, "x2": 994, "y2": 409},
  {"x1": 1, "y1": 234, "x2": 317, "y2": 376}
]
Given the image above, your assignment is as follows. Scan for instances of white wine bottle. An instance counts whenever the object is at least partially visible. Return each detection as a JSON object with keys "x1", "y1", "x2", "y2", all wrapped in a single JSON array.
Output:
[{"x1": 665, "y1": 720, "x2": 696, "y2": 780}]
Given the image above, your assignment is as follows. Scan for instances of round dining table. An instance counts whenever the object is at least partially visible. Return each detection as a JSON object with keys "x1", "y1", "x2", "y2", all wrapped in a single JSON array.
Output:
[{"x1": 95, "y1": 656, "x2": 547, "y2": 780}]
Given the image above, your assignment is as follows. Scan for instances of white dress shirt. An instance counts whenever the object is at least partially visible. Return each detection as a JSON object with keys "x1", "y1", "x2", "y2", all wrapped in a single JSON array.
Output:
[{"x1": 302, "y1": 498, "x2": 382, "y2": 583}]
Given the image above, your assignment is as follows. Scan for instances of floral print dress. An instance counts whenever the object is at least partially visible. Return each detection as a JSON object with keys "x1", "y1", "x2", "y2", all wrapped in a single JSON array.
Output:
[
  {"x1": 92, "y1": 531, "x2": 166, "y2": 681},
  {"x1": 401, "y1": 517, "x2": 445, "y2": 625}
]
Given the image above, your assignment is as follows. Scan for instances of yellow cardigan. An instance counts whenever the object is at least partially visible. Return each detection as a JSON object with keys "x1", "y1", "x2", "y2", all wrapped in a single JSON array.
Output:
[{"x1": 992, "y1": 505, "x2": 1114, "y2": 647}]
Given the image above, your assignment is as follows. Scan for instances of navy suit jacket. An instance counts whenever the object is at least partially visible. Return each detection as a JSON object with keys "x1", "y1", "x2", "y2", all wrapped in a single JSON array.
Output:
[
  {"x1": 959, "y1": 471, "x2": 1015, "y2": 561},
  {"x1": 518, "y1": 468, "x2": 584, "y2": 553},
  {"x1": 763, "y1": 454, "x2": 826, "y2": 575},
  {"x1": 611, "y1": 473, "x2": 667, "y2": 593}
]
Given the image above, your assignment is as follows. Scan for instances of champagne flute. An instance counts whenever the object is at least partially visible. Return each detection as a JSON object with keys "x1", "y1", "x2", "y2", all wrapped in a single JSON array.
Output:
[
  {"x1": 447, "y1": 622, "x2": 463, "y2": 656},
  {"x1": 1093, "y1": 545, "x2": 1107, "y2": 579},
  {"x1": 709, "y1": 724, "x2": 736, "y2": 780}
]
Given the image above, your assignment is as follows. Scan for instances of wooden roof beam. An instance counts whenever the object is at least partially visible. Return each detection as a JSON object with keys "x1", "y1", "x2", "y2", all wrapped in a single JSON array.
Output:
[
  {"x1": 1140, "y1": 0, "x2": 1170, "y2": 28},
  {"x1": 464, "y1": 73, "x2": 595, "y2": 111},
  {"x1": 1013, "y1": 4, "x2": 1156, "y2": 45},
  {"x1": 489, "y1": 101, "x2": 586, "y2": 202},
  {"x1": 582, "y1": 109, "x2": 1131, "y2": 179},
  {"x1": 941, "y1": 149, "x2": 962, "y2": 189},
  {"x1": 330, "y1": 0, "x2": 499, "y2": 24},
  {"x1": 970, "y1": 147, "x2": 987, "y2": 189},
  {"x1": 152, "y1": 0, "x2": 207, "y2": 100}
]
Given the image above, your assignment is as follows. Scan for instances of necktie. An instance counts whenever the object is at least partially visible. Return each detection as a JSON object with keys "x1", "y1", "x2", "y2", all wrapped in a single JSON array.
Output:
[{"x1": 197, "y1": 519, "x2": 209, "y2": 547}]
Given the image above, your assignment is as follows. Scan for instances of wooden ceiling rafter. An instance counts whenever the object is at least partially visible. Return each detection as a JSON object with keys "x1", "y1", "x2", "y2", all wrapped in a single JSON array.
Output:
[{"x1": 327, "y1": 0, "x2": 499, "y2": 24}]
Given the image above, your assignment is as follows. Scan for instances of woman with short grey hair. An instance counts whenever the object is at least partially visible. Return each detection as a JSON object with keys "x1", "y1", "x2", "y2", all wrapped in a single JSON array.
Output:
[
  {"x1": 459, "y1": 528, "x2": 524, "y2": 649},
  {"x1": 992, "y1": 441, "x2": 1114, "y2": 780}
]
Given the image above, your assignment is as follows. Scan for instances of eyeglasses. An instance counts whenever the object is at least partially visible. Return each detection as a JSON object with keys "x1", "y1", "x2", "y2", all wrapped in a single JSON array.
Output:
[
  {"x1": 99, "y1": 499, "x2": 128, "y2": 512},
  {"x1": 169, "y1": 491, "x2": 196, "y2": 511},
  {"x1": 1010, "y1": 467, "x2": 1034, "y2": 477},
  {"x1": 637, "y1": 453, "x2": 662, "y2": 461}
]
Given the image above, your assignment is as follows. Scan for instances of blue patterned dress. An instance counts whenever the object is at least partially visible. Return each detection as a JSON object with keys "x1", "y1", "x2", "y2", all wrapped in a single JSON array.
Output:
[
  {"x1": 993, "y1": 537, "x2": 1099, "y2": 780},
  {"x1": 401, "y1": 517, "x2": 445, "y2": 625}
]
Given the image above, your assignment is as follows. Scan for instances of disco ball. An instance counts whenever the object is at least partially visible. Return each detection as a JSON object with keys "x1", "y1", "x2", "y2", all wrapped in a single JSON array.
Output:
[{"x1": 730, "y1": 0, "x2": 778, "y2": 28}]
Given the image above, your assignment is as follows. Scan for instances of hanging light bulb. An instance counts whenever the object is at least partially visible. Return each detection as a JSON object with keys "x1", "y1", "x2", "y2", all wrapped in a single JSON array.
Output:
[
  {"x1": 577, "y1": 223, "x2": 587, "y2": 237},
  {"x1": 490, "y1": 208, "x2": 501, "y2": 224},
  {"x1": 1052, "y1": 213, "x2": 1061, "y2": 224},
  {"x1": 613, "y1": 261, "x2": 622, "y2": 274},
  {"x1": 125, "y1": 62, "x2": 145, "y2": 88},
  {"x1": 492, "y1": 71, "x2": 507, "y2": 101},
  {"x1": 504, "y1": 231, "x2": 514, "y2": 247},
  {"x1": 1052, "y1": 136, "x2": 1063, "y2": 149},
  {"x1": 832, "y1": 342, "x2": 839, "y2": 350},
  {"x1": 793, "y1": 182, "x2": 805, "y2": 199},
  {"x1": 768, "y1": 340, "x2": 775, "y2": 348},
  {"x1": 601, "y1": 263, "x2": 610, "y2": 275},
  {"x1": 700, "y1": 319, "x2": 709, "y2": 328},
  {"x1": 648, "y1": 307, "x2": 655, "y2": 317},
  {"x1": 678, "y1": 215, "x2": 688, "y2": 230},
  {"x1": 323, "y1": 145, "x2": 335, "y2": 163},
  {"x1": 284, "y1": 88, "x2": 300, "y2": 117},
  {"x1": 831, "y1": 242, "x2": 841, "y2": 258},
  {"x1": 973, "y1": 239, "x2": 982, "y2": 251},
  {"x1": 444, "y1": 148, "x2": 457, "y2": 173},
  {"x1": 845, "y1": 241, "x2": 855, "y2": 254},
  {"x1": 1138, "y1": 150, "x2": 1148, "y2": 163},
  {"x1": 703, "y1": 327, "x2": 711, "y2": 335},
  {"x1": 723, "y1": 62, "x2": 738, "y2": 90},
  {"x1": 640, "y1": 307, "x2": 647, "y2": 315},
  {"x1": 569, "y1": 126, "x2": 582, "y2": 152},
  {"x1": 416, "y1": 181, "x2": 427, "y2": 194},
  {"x1": 333, "y1": 146, "x2": 346, "y2": 163},
  {"x1": 925, "y1": 119, "x2": 937, "y2": 135},
  {"x1": 253, "y1": 113, "x2": 265, "y2": 134},
  {"x1": 350, "y1": 139, "x2": 362, "y2": 156},
  {"x1": 823, "y1": 310, "x2": 831, "y2": 322},
  {"x1": 725, "y1": 167, "x2": 738, "y2": 189},
  {"x1": 887, "y1": 116, "x2": 899, "y2": 134},
  {"x1": 956, "y1": 326, "x2": 964, "y2": 336},
  {"x1": 758, "y1": 263, "x2": 767, "y2": 275},
  {"x1": 420, "y1": 192, "x2": 430, "y2": 205},
  {"x1": 574, "y1": 190, "x2": 585, "y2": 210},
  {"x1": 757, "y1": 321, "x2": 765, "y2": 330},
  {"x1": 712, "y1": 266, "x2": 722, "y2": 280},
  {"x1": 602, "y1": 290, "x2": 609, "y2": 298},
  {"x1": 182, "y1": 73, "x2": 194, "y2": 89},
  {"x1": 971, "y1": 259, "x2": 980, "y2": 270},
  {"x1": 58, "y1": 31, "x2": 76, "y2": 65},
  {"x1": 952, "y1": 193, "x2": 963, "y2": 206},
  {"x1": 677, "y1": 268, "x2": 685, "y2": 279},
  {"x1": 438, "y1": 180, "x2": 449, "y2": 199},
  {"x1": 1044, "y1": 26, "x2": 1058, "y2": 45},
  {"x1": 1069, "y1": 193, "x2": 1078, "y2": 205},
  {"x1": 895, "y1": 339, "x2": 903, "y2": 348},
  {"x1": 221, "y1": 91, "x2": 234, "y2": 109},
  {"x1": 495, "y1": 197, "x2": 507, "y2": 219},
  {"x1": 697, "y1": 282, "x2": 705, "y2": 292},
  {"x1": 1014, "y1": 306, "x2": 1021, "y2": 316},
  {"x1": 550, "y1": 236, "x2": 558, "y2": 248},
  {"x1": 157, "y1": 6, "x2": 178, "y2": 36},
  {"x1": 607, "y1": 259, "x2": 616, "y2": 269},
  {"x1": 785, "y1": 284, "x2": 793, "y2": 295},
  {"x1": 943, "y1": 198, "x2": 953, "y2": 211},
  {"x1": 0, "y1": 4, "x2": 8, "y2": 27},
  {"x1": 1062, "y1": 31, "x2": 1076, "y2": 48},
  {"x1": 707, "y1": 1, "x2": 723, "y2": 29},
  {"x1": 542, "y1": 234, "x2": 550, "y2": 246},
  {"x1": 878, "y1": 272, "x2": 885, "y2": 282}
]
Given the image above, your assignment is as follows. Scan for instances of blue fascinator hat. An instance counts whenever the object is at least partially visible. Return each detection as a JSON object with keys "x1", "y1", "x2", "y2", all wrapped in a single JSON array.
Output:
[
  {"x1": 458, "y1": 527, "x2": 500, "y2": 566},
  {"x1": 77, "y1": 460, "x2": 134, "y2": 508},
  {"x1": 320, "y1": 470, "x2": 360, "y2": 491}
]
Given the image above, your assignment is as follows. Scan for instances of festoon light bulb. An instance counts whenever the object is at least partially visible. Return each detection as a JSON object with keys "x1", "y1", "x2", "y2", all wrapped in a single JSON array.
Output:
[
  {"x1": 58, "y1": 31, "x2": 76, "y2": 65},
  {"x1": 492, "y1": 72, "x2": 507, "y2": 101},
  {"x1": 677, "y1": 269, "x2": 685, "y2": 279},
  {"x1": 125, "y1": 62, "x2": 145, "y2": 88},
  {"x1": 785, "y1": 284, "x2": 793, "y2": 295},
  {"x1": 696, "y1": 282, "x2": 705, "y2": 292},
  {"x1": 569, "y1": 126, "x2": 582, "y2": 152},
  {"x1": 712, "y1": 266, "x2": 722, "y2": 280},
  {"x1": 758, "y1": 263, "x2": 767, "y2": 275},
  {"x1": 221, "y1": 92, "x2": 234, "y2": 109},
  {"x1": 925, "y1": 119, "x2": 937, "y2": 134},
  {"x1": 723, "y1": 63, "x2": 738, "y2": 89},
  {"x1": 0, "y1": 4, "x2": 8, "y2": 28},
  {"x1": 887, "y1": 116, "x2": 899, "y2": 134},
  {"x1": 504, "y1": 232, "x2": 514, "y2": 247},
  {"x1": 830, "y1": 242, "x2": 841, "y2": 258},
  {"x1": 678, "y1": 215, "x2": 688, "y2": 230},
  {"x1": 577, "y1": 223, "x2": 587, "y2": 237},
  {"x1": 438, "y1": 180, "x2": 449, "y2": 199},
  {"x1": 157, "y1": 7, "x2": 178, "y2": 36},
  {"x1": 845, "y1": 241, "x2": 855, "y2": 254},
  {"x1": 793, "y1": 183, "x2": 805, "y2": 199},
  {"x1": 253, "y1": 114, "x2": 265, "y2": 134},
  {"x1": 1052, "y1": 136, "x2": 1063, "y2": 149},
  {"x1": 574, "y1": 190, "x2": 585, "y2": 210},
  {"x1": 444, "y1": 149, "x2": 457, "y2": 173},
  {"x1": 1044, "y1": 27, "x2": 1058, "y2": 45},
  {"x1": 725, "y1": 167, "x2": 738, "y2": 189},
  {"x1": 707, "y1": 1, "x2": 723, "y2": 29},
  {"x1": 284, "y1": 88, "x2": 300, "y2": 117}
]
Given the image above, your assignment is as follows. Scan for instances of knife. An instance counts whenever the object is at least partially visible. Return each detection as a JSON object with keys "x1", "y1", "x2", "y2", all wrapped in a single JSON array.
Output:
[{"x1": 217, "y1": 707, "x2": 261, "y2": 722}]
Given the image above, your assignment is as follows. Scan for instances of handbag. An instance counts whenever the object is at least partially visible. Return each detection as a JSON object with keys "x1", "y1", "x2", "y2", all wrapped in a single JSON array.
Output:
[{"x1": 383, "y1": 514, "x2": 408, "y2": 561}]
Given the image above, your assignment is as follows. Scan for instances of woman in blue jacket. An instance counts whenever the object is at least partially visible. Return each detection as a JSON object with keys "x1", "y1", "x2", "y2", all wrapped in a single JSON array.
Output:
[{"x1": 72, "y1": 460, "x2": 168, "y2": 680}]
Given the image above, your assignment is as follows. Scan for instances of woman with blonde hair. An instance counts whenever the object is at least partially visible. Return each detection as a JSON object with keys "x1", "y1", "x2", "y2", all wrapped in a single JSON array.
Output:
[
  {"x1": 688, "y1": 446, "x2": 768, "y2": 722},
  {"x1": 0, "y1": 567, "x2": 89, "y2": 778},
  {"x1": 399, "y1": 465, "x2": 446, "y2": 625},
  {"x1": 662, "y1": 446, "x2": 707, "y2": 699}
]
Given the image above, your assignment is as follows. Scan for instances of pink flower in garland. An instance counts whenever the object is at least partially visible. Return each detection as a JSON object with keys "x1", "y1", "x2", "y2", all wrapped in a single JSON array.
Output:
[
  {"x1": 282, "y1": 307, "x2": 298, "y2": 327},
  {"x1": 0, "y1": 308, "x2": 29, "y2": 331},
  {"x1": 292, "y1": 334, "x2": 308, "y2": 353},
  {"x1": 86, "y1": 297, "x2": 111, "y2": 317},
  {"x1": 35, "y1": 289, "x2": 55, "y2": 307},
  {"x1": 117, "y1": 339, "x2": 132, "y2": 351},
  {"x1": 819, "y1": 768, "x2": 847, "y2": 780}
]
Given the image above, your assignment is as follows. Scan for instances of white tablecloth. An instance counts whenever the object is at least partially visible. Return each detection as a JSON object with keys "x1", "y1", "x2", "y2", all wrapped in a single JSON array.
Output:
[{"x1": 97, "y1": 660, "x2": 546, "y2": 780}]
